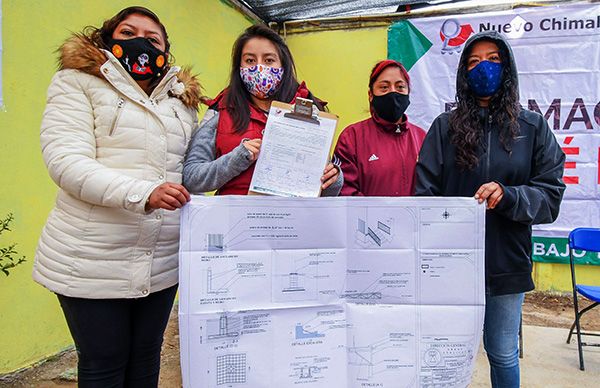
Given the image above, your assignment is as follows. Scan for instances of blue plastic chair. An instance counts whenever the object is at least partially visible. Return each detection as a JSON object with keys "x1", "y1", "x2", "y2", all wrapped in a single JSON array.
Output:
[{"x1": 566, "y1": 228, "x2": 600, "y2": 371}]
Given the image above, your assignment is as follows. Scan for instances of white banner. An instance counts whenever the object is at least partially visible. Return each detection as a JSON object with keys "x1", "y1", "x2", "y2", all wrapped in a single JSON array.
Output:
[{"x1": 393, "y1": 3, "x2": 600, "y2": 237}]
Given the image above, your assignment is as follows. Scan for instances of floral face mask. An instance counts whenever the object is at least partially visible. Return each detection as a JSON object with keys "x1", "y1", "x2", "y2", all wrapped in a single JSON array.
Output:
[{"x1": 239, "y1": 65, "x2": 284, "y2": 99}]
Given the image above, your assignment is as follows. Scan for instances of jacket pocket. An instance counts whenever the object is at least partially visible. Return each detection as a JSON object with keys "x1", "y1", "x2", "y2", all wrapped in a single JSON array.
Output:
[
  {"x1": 80, "y1": 204, "x2": 142, "y2": 260},
  {"x1": 108, "y1": 97, "x2": 126, "y2": 136}
]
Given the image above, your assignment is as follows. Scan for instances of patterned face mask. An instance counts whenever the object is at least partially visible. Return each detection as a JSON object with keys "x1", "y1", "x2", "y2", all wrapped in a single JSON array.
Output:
[
  {"x1": 239, "y1": 65, "x2": 284, "y2": 99},
  {"x1": 108, "y1": 37, "x2": 167, "y2": 81},
  {"x1": 467, "y1": 60, "x2": 503, "y2": 97}
]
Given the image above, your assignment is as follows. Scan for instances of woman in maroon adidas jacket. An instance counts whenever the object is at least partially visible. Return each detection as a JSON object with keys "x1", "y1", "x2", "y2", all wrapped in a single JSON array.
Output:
[{"x1": 333, "y1": 60, "x2": 426, "y2": 196}]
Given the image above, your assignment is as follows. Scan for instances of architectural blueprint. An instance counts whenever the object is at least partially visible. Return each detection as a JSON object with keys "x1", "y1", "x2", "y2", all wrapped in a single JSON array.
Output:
[{"x1": 179, "y1": 196, "x2": 485, "y2": 387}]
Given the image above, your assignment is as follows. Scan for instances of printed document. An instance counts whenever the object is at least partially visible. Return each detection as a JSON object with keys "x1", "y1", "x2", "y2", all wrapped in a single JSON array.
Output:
[
  {"x1": 179, "y1": 196, "x2": 485, "y2": 387},
  {"x1": 249, "y1": 101, "x2": 338, "y2": 197}
]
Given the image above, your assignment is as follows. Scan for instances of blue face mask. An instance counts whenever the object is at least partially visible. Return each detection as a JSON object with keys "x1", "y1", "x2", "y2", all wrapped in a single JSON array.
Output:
[{"x1": 467, "y1": 60, "x2": 503, "y2": 97}]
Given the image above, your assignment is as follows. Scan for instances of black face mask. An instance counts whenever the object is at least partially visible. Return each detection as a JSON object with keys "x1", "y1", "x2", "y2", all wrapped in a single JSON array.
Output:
[
  {"x1": 108, "y1": 37, "x2": 167, "y2": 81},
  {"x1": 372, "y1": 92, "x2": 410, "y2": 123}
]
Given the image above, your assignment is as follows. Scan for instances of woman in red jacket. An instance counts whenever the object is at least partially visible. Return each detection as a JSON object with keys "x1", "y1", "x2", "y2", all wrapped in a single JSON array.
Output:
[
  {"x1": 184, "y1": 25, "x2": 341, "y2": 196},
  {"x1": 334, "y1": 60, "x2": 426, "y2": 196}
]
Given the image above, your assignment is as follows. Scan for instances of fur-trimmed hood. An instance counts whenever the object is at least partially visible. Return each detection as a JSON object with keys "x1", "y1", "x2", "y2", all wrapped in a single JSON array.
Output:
[{"x1": 58, "y1": 34, "x2": 202, "y2": 109}]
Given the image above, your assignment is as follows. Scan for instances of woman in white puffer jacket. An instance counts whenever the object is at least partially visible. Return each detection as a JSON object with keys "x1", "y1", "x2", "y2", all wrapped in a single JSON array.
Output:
[{"x1": 32, "y1": 6, "x2": 200, "y2": 387}]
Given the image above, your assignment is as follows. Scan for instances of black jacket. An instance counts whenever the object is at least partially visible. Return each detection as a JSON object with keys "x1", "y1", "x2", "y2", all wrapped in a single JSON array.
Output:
[{"x1": 415, "y1": 32, "x2": 566, "y2": 296}]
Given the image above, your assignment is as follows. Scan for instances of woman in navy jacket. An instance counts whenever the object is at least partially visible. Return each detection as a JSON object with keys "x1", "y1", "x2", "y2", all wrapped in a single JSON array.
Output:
[{"x1": 415, "y1": 31, "x2": 565, "y2": 387}]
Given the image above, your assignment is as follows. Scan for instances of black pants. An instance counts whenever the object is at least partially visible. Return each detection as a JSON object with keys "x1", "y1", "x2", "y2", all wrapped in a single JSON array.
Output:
[{"x1": 57, "y1": 285, "x2": 177, "y2": 388}]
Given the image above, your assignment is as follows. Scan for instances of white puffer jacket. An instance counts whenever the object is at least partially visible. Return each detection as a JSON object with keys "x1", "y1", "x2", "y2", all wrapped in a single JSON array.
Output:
[{"x1": 33, "y1": 35, "x2": 201, "y2": 298}]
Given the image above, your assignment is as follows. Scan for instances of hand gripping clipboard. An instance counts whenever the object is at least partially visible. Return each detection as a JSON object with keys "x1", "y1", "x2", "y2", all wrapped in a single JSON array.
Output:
[{"x1": 248, "y1": 98, "x2": 339, "y2": 197}]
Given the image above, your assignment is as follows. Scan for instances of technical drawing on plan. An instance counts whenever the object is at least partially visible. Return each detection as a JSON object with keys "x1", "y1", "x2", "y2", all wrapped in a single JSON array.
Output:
[
  {"x1": 419, "y1": 339, "x2": 475, "y2": 387},
  {"x1": 342, "y1": 290, "x2": 383, "y2": 300},
  {"x1": 295, "y1": 365, "x2": 321, "y2": 379},
  {"x1": 207, "y1": 233, "x2": 224, "y2": 251},
  {"x1": 184, "y1": 205, "x2": 300, "y2": 252},
  {"x1": 216, "y1": 353, "x2": 247, "y2": 385},
  {"x1": 347, "y1": 336, "x2": 385, "y2": 379},
  {"x1": 283, "y1": 272, "x2": 305, "y2": 292},
  {"x1": 272, "y1": 251, "x2": 327, "y2": 302},
  {"x1": 206, "y1": 267, "x2": 236, "y2": 295},
  {"x1": 356, "y1": 216, "x2": 393, "y2": 247},
  {"x1": 206, "y1": 314, "x2": 241, "y2": 342},
  {"x1": 352, "y1": 206, "x2": 418, "y2": 249},
  {"x1": 205, "y1": 261, "x2": 266, "y2": 296},
  {"x1": 295, "y1": 323, "x2": 325, "y2": 340},
  {"x1": 292, "y1": 310, "x2": 345, "y2": 341},
  {"x1": 353, "y1": 206, "x2": 397, "y2": 248},
  {"x1": 289, "y1": 361, "x2": 324, "y2": 383},
  {"x1": 347, "y1": 335, "x2": 416, "y2": 385},
  {"x1": 342, "y1": 249, "x2": 418, "y2": 304}
]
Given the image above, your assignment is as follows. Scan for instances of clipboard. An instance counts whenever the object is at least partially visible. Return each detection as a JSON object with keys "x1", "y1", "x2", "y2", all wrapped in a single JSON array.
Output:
[{"x1": 248, "y1": 99, "x2": 339, "y2": 198}]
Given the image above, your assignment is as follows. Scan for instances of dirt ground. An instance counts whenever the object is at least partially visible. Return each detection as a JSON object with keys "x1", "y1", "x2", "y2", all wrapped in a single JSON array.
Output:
[{"x1": 2, "y1": 291, "x2": 599, "y2": 387}]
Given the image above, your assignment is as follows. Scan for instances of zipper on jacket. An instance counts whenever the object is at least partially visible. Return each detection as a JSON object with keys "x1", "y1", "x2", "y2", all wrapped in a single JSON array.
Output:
[
  {"x1": 172, "y1": 107, "x2": 187, "y2": 144},
  {"x1": 485, "y1": 114, "x2": 492, "y2": 182},
  {"x1": 108, "y1": 98, "x2": 125, "y2": 136}
]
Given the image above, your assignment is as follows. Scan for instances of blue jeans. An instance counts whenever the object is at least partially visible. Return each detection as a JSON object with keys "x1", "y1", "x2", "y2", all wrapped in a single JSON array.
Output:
[{"x1": 483, "y1": 292, "x2": 524, "y2": 388}]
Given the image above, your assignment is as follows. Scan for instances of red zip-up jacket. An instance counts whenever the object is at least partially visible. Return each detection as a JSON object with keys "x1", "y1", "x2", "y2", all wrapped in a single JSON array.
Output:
[{"x1": 334, "y1": 116, "x2": 426, "y2": 196}]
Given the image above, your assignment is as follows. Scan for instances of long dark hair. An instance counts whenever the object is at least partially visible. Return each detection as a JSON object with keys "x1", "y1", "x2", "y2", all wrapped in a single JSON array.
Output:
[
  {"x1": 449, "y1": 39, "x2": 520, "y2": 170},
  {"x1": 226, "y1": 25, "x2": 322, "y2": 133},
  {"x1": 83, "y1": 6, "x2": 173, "y2": 69}
]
